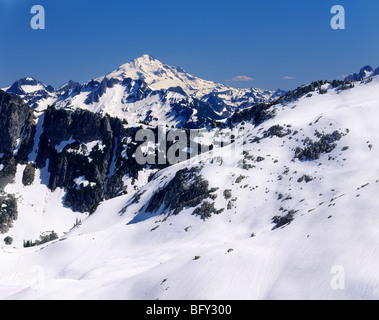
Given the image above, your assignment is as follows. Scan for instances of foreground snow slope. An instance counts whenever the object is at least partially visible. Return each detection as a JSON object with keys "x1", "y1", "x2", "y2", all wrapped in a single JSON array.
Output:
[
  {"x1": 1, "y1": 77, "x2": 379, "y2": 300},
  {"x1": 0, "y1": 163, "x2": 86, "y2": 249}
]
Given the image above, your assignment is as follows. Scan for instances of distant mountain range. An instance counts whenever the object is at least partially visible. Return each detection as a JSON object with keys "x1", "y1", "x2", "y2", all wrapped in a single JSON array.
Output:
[
  {"x1": 344, "y1": 65, "x2": 379, "y2": 82},
  {"x1": 3, "y1": 55, "x2": 285, "y2": 128}
]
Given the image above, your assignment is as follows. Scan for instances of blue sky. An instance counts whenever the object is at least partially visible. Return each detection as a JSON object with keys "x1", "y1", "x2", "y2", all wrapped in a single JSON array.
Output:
[{"x1": 0, "y1": 0, "x2": 379, "y2": 91}]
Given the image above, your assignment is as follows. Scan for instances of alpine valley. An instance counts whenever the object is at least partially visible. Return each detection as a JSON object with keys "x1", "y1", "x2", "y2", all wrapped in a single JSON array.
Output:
[{"x1": 0, "y1": 57, "x2": 379, "y2": 300}]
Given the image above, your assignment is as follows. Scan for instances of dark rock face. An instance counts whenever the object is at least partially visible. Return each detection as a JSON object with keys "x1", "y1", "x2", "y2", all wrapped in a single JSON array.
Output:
[
  {"x1": 0, "y1": 90, "x2": 35, "y2": 156},
  {"x1": 0, "y1": 91, "x2": 36, "y2": 189},
  {"x1": 65, "y1": 185, "x2": 104, "y2": 213},
  {"x1": 0, "y1": 155, "x2": 17, "y2": 190},
  {"x1": 35, "y1": 107, "x2": 148, "y2": 213},
  {"x1": 22, "y1": 163, "x2": 36, "y2": 186},
  {"x1": 36, "y1": 108, "x2": 113, "y2": 192},
  {"x1": 0, "y1": 194, "x2": 18, "y2": 234},
  {"x1": 227, "y1": 102, "x2": 276, "y2": 127},
  {"x1": 145, "y1": 167, "x2": 219, "y2": 218}
]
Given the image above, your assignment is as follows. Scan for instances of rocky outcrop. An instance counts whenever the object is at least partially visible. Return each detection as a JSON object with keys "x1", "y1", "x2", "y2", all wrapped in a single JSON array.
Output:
[
  {"x1": 294, "y1": 131, "x2": 343, "y2": 161},
  {"x1": 193, "y1": 201, "x2": 224, "y2": 220},
  {"x1": 272, "y1": 210, "x2": 297, "y2": 230},
  {"x1": 22, "y1": 163, "x2": 36, "y2": 186},
  {"x1": 227, "y1": 102, "x2": 276, "y2": 127},
  {"x1": 0, "y1": 90, "x2": 35, "y2": 157},
  {"x1": 0, "y1": 194, "x2": 18, "y2": 234},
  {"x1": 263, "y1": 125, "x2": 292, "y2": 138},
  {"x1": 0, "y1": 90, "x2": 36, "y2": 189},
  {"x1": 145, "y1": 167, "x2": 219, "y2": 218}
]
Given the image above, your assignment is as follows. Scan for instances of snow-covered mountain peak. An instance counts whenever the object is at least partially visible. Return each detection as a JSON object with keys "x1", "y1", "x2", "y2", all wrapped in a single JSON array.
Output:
[
  {"x1": 130, "y1": 54, "x2": 161, "y2": 67},
  {"x1": 105, "y1": 54, "x2": 226, "y2": 98},
  {"x1": 7, "y1": 77, "x2": 54, "y2": 94},
  {"x1": 101, "y1": 55, "x2": 285, "y2": 112},
  {"x1": 115, "y1": 54, "x2": 164, "y2": 76}
]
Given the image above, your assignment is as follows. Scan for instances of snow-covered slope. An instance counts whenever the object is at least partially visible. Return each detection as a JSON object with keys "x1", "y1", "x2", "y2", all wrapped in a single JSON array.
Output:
[
  {"x1": 1, "y1": 164, "x2": 87, "y2": 249},
  {"x1": 1, "y1": 75, "x2": 379, "y2": 300}
]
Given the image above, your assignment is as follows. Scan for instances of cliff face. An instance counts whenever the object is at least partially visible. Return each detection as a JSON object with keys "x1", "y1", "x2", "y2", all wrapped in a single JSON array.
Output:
[
  {"x1": 0, "y1": 91, "x2": 36, "y2": 190},
  {"x1": 0, "y1": 91, "x2": 36, "y2": 161},
  {"x1": 0, "y1": 90, "x2": 159, "y2": 224},
  {"x1": 34, "y1": 106, "x2": 153, "y2": 213},
  {"x1": 0, "y1": 91, "x2": 35, "y2": 232}
]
